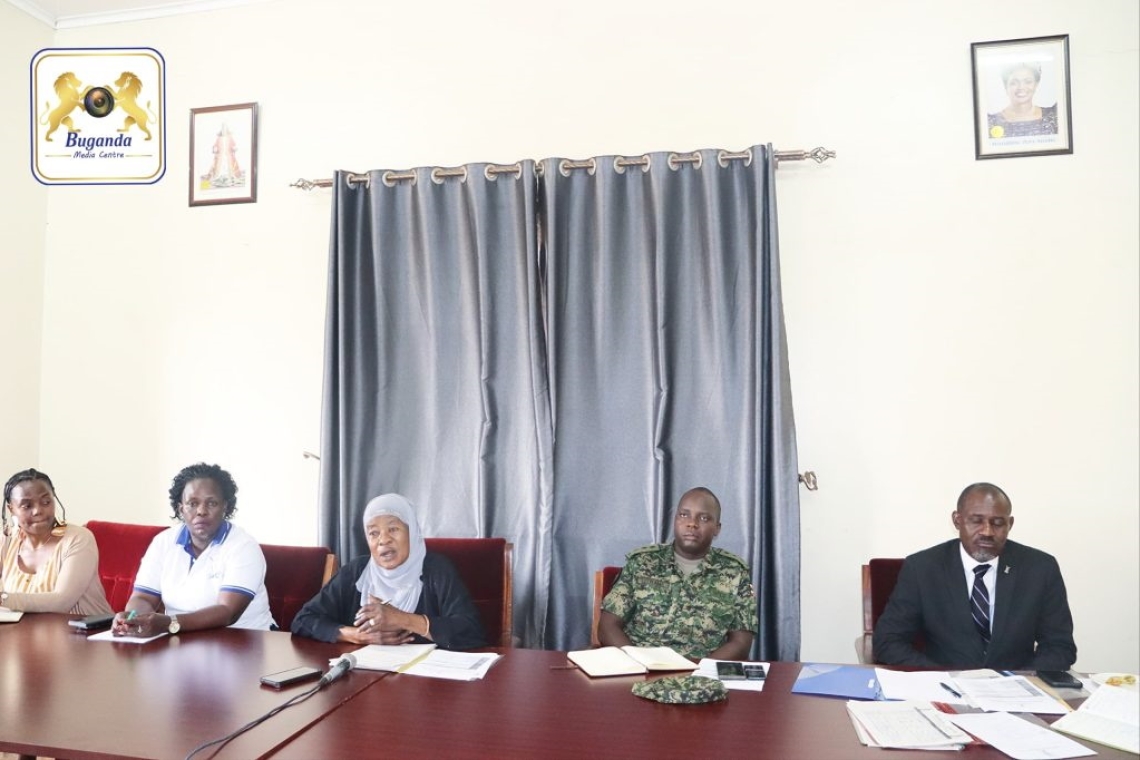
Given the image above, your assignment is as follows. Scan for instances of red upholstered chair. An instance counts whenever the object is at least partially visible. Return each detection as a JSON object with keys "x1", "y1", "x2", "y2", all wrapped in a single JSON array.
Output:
[
  {"x1": 424, "y1": 538, "x2": 513, "y2": 647},
  {"x1": 261, "y1": 543, "x2": 337, "y2": 631},
  {"x1": 84, "y1": 520, "x2": 166, "y2": 611},
  {"x1": 590, "y1": 565, "x2": 623, "y2": 648},
  {"x1": 857, "y1": 558, "x2": 910, "y2": 663}
]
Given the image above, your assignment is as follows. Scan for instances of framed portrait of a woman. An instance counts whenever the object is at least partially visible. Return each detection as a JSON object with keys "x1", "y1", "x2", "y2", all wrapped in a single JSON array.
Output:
[{"x1": 971, "y1": 35, "x2": 1072, "y2": 160}]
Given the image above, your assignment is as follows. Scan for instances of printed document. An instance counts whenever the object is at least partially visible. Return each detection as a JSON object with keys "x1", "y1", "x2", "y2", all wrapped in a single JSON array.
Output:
[
  {"x1": 947, "y1": 712, "x2": 1094, "y2": 760},
  {"x1": 876, "y1": 668, "x2": 968, "y2": 705},
  {"x1": 846, "y1": 699, "x2": 971, "y2": 749},
  {"x1": 1050, "y1": 684, "x2": 1139, "y2": 754},
  {"x1": 399, "y1": 650, "x2": 501, "y2": 681},
  {"x1": 954, "y1": 675, "x2": 1069, "y2": 714},
  {"x1": 348, "y1": 642, "x2": 437, "y2": 672}
]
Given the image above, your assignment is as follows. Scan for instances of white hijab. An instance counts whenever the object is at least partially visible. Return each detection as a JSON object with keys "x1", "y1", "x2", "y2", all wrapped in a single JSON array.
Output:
[{"x1": 355, "y1": 494, "x2": 426, "y2": 613}]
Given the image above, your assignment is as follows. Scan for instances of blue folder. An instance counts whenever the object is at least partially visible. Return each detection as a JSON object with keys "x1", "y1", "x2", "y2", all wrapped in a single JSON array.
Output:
[{"x1": 791, "y1": 663, "x2": 882, "y2": 700}]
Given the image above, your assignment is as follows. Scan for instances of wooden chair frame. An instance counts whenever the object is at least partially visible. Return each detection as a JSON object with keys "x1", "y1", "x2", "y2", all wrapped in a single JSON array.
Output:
[{"x1": 590, "y1": 566, "x2": 622, "y2": 648}]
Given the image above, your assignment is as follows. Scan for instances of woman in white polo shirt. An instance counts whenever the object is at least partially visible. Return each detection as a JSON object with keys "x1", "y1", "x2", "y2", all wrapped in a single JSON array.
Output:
[{"x1": 111, "y1": 463, "x2": 274, "y2": 637}]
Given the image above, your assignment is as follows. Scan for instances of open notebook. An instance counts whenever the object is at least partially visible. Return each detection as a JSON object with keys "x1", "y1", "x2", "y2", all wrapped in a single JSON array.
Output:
[
  {"x1": 0, "y1": 610, "x2": 25, "y2": 623},
  {"x1": 567, "y1": 646, "x2": 696, "y2": 677}
]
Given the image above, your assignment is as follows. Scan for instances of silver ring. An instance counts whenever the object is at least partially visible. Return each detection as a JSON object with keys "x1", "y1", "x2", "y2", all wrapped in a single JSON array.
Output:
[{"x1": 136, "y1": 625, "x2": 142, "y2": 634}]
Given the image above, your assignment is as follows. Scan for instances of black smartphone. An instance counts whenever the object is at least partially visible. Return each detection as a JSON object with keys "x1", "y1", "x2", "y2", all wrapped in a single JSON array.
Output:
[
  {"x1": 1036, "y1": 670, "x2": 1082, "y2": 689},
  {"x1": 68, "y1": 613, "x2": 116, "y2": 631},
  {"x1": 716, "y1": 661, "x2": 746, "y2": 680},
  {"x1": 260, "y1": 666, "x2": 323, "y2": 689},
  {"x1": 743, "y1": 664, "x2": 767, "y2": 681}
]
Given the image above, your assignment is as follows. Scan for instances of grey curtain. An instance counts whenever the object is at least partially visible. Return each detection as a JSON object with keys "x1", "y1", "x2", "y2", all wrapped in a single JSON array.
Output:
[
  {"x1": 318, "y1": 164, "x2": 554, "y2": 648},
  {"x1": 541, "y1": 146, "x2": 800, "y2": 659},
  {"x1": 319, "y1": 145, "x2": 799, "y2": 658}
]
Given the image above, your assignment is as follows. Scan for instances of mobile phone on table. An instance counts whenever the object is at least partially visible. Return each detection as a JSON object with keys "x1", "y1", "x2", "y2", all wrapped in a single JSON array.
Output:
[
  {"x1": 260, "y1": 666, "x2": 322, "y2": 689},
  {"x1": 716, "y1": 661, "x2": 746, "y2": 680},
  {"x1": 1036, "y1": 670, "x2": 1082, "y2": 689},
  {"x1": 743, "y1": 664, "x2": 767, "y2": 681},
  {"x1": 68, "y1": 613, "x2": 116, "y2": 631}
]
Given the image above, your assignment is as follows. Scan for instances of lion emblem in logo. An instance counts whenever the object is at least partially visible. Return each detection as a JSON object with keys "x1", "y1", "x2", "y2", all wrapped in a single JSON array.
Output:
[
  {"x1": 39, "y1": 72, "x2": 89, "y2": 142},
  {"x1": 112, "y1": 71, "x2": 158, "y2": 140}
]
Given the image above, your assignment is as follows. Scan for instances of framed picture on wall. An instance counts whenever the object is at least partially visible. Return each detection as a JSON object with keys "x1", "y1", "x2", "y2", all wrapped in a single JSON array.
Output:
[
  {"x1": 971, "y1": 35, "x2": 1072, "y2": 160},
  {"x1": 189, "y1": 102, "x2": 258, "y2": 206}
]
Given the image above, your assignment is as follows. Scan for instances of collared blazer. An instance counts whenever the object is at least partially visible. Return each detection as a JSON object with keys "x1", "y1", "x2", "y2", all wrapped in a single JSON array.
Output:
[{"x1": 872, "y1": 539, "x2": 1076, "y2": 670}]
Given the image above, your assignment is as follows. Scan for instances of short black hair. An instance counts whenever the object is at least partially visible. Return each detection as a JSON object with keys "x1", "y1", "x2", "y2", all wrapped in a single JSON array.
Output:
[
  {"x1": 956, "y1": 482, "x2": 1011, "y2": 512},
  {"x1": 168, "y1": 463, "x2": 238, "y2": 520},
  {"x1": 679, "y1": 486, "x2": 722, "y2": 522}
]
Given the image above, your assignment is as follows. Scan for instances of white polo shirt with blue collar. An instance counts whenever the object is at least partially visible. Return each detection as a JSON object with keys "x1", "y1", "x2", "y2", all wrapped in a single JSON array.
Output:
[{"x1": 133, "y1": 521, "x2": 276, "y2": 630}]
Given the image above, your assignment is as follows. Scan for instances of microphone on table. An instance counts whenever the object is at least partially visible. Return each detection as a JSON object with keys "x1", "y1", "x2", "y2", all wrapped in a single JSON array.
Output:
[{"x1": 319, "y1": 653, "x2": 357, "y2": 687}]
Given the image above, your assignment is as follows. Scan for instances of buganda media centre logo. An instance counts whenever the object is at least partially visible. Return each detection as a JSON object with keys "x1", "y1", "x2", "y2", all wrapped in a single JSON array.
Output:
[{"x1": 31, "y1": 47, "x2": 166, "y2": 185}]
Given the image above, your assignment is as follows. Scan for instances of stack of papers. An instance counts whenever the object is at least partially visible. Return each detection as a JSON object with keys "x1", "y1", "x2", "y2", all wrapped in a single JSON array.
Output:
[
  {"x1": 566, "y1": 646, "x2": 696, "y2": 677},
  {"x1": 348, "y1": 642, "x2": 438, "y2": 672},
  {"x1": 954, "y1": 675, "x2": 1069, "y2": 714},
  {"x1": 876, "y1": 668, "x2": 968, "y2": 705},
  {"x1": 846, "y1": 699, "x2": 972, "y2": 750},
  {"x1": 399, "y1": 650, "x2": 502, "y2": 681},
  {"x1": 947, "y1": 712, "x2": 1095, "y2": 760},
  {"x1": 340, "y1": 644, "x2": 501, "y2": 681},
  {"x1": 1050, "y1": 684, "x2": 1140, "y2": 754},
  {"x1": 0, "y1": 610, "x2": 25, "y2": 623}
]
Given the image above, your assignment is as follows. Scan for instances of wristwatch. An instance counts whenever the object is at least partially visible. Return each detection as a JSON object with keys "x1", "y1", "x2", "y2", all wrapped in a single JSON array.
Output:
[{"x1": 168, "y1": 615, "x2": 181, "y2": 635}]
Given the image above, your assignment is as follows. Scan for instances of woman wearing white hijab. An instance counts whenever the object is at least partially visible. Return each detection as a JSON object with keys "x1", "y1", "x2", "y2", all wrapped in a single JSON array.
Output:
[{"x1": 291, "y1": 494, "x2": 484, "y2": 649}]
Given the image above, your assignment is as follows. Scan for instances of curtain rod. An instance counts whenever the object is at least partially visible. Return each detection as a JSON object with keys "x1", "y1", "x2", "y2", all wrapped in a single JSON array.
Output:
[{"x1": 289, "y1": 146, "x2": 836, "y2": 190}]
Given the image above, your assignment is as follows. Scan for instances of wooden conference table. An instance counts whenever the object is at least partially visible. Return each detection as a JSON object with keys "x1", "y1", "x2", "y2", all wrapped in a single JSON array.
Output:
[{"x1": 1, "y1": 614, "x2": 1130, "y2": 760}]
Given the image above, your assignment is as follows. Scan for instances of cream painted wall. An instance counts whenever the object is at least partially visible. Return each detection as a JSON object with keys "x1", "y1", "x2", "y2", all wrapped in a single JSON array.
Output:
[
  {"x1": 5, "y1": 0, "x2": 1136, "y2": 669},
  {"x1": 0, "y1": 6, "x2": 50, "y2": 473}
]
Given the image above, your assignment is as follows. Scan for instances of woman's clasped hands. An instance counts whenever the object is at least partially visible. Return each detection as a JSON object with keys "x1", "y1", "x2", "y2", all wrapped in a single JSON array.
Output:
[{"x1": 348, "y1": 594, "x2": 417, "y2": 645}]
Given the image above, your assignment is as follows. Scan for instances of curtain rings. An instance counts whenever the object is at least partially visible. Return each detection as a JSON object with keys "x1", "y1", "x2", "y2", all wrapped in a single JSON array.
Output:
[
  {"x1": 484, "y1": 162, "x2": 523, "y2": 182},
  {"x1": 431, "y1": 166, "x2": 469, "y2": 185},
  {"x1": 667, "y1": 151, "x2": 703, "y2": 171},
  {"x1": 341, "y1": 173, "x2": 370, "y2": 189},
  {"x1": 558, "y1": 158, "x2": 596, "y2": 177},
  {"x1": 382, "y1": 170, "x2": 416, "y2": 187},
  {"x1": 613, "y1": 155, "x2": 651, "y2": 175},
  {"x1": 717, "y1": 149, "x2": 752, "y2": 168}
]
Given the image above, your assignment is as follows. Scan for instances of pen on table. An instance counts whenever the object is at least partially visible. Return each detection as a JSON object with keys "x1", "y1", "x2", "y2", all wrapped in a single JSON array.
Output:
[
  {"x1": 549, "y1": 664, "x2": 578, "y2": 670},
  {"x1": 940, "y1": 682, "x2": 963, "y2": 699},
  {"x1": 125, "y1": 610, "x2": 137, "y2": 621}
]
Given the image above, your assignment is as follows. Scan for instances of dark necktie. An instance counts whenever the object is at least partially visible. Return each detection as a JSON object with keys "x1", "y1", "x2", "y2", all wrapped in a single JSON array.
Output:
[{"x1": 971, "y1": 564, "x2": 992, "y2": 646}]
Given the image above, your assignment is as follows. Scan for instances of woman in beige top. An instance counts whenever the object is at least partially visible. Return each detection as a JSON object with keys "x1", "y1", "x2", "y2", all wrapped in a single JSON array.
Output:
[{"x1": 1, "y1": 468, "x2": 112, "y2": 615}]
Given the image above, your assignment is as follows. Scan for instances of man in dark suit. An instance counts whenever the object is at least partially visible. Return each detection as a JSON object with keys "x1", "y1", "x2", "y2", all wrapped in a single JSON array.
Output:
[{"x1": 873, "y1": 482, "x2": 1076, "y2": 670}]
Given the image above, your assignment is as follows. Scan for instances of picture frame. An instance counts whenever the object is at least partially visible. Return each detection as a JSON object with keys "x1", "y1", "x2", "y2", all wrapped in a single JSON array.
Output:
[
  {"x1": 971, "y1": 35, "x2": 1072, "y2": 160},
  {"x1": 189, "y1": 102, "x2": 258, "y2": 206}
]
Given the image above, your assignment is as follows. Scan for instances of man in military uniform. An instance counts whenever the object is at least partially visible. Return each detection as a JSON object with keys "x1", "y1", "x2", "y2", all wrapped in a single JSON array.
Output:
[{"x1": 598, "y1": 487, "x2": 757, "y2": 660}]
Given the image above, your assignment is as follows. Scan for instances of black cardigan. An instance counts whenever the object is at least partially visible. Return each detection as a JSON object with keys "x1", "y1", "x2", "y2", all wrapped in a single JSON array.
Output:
[{"x1": 290, "y1": 552, "x2": 485, "y2": 650}]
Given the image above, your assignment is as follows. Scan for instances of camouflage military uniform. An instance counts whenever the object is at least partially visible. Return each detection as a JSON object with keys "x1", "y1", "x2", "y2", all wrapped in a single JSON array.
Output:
[{"x1": 602, "y1": 543, "x2": 757, "y2": 659}]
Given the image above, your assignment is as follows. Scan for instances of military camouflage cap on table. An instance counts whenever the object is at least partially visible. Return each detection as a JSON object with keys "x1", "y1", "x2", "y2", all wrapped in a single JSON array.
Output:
[{"x1": 632, "y1": 675, "x2": 728, "y2": 704}]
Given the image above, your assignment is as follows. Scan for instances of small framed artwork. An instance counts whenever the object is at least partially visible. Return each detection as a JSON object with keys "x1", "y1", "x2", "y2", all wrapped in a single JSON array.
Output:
[
  {"x1": 189, "y1": 102, "x2": 258, "y2": 206},
  {"x1": 971, "y1": 35, "x2": 1072, "y2": 160}
]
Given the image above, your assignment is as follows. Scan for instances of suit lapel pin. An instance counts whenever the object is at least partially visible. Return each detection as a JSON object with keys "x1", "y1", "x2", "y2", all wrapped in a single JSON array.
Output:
[{"x1": 1004, "y1": 565, "x2": 1010, "y2": 574}]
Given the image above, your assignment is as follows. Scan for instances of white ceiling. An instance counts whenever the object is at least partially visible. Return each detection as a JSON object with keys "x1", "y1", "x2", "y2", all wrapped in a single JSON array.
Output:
[{"x1": 5, "y1": 0, "x2": 276, "y2": 29}]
